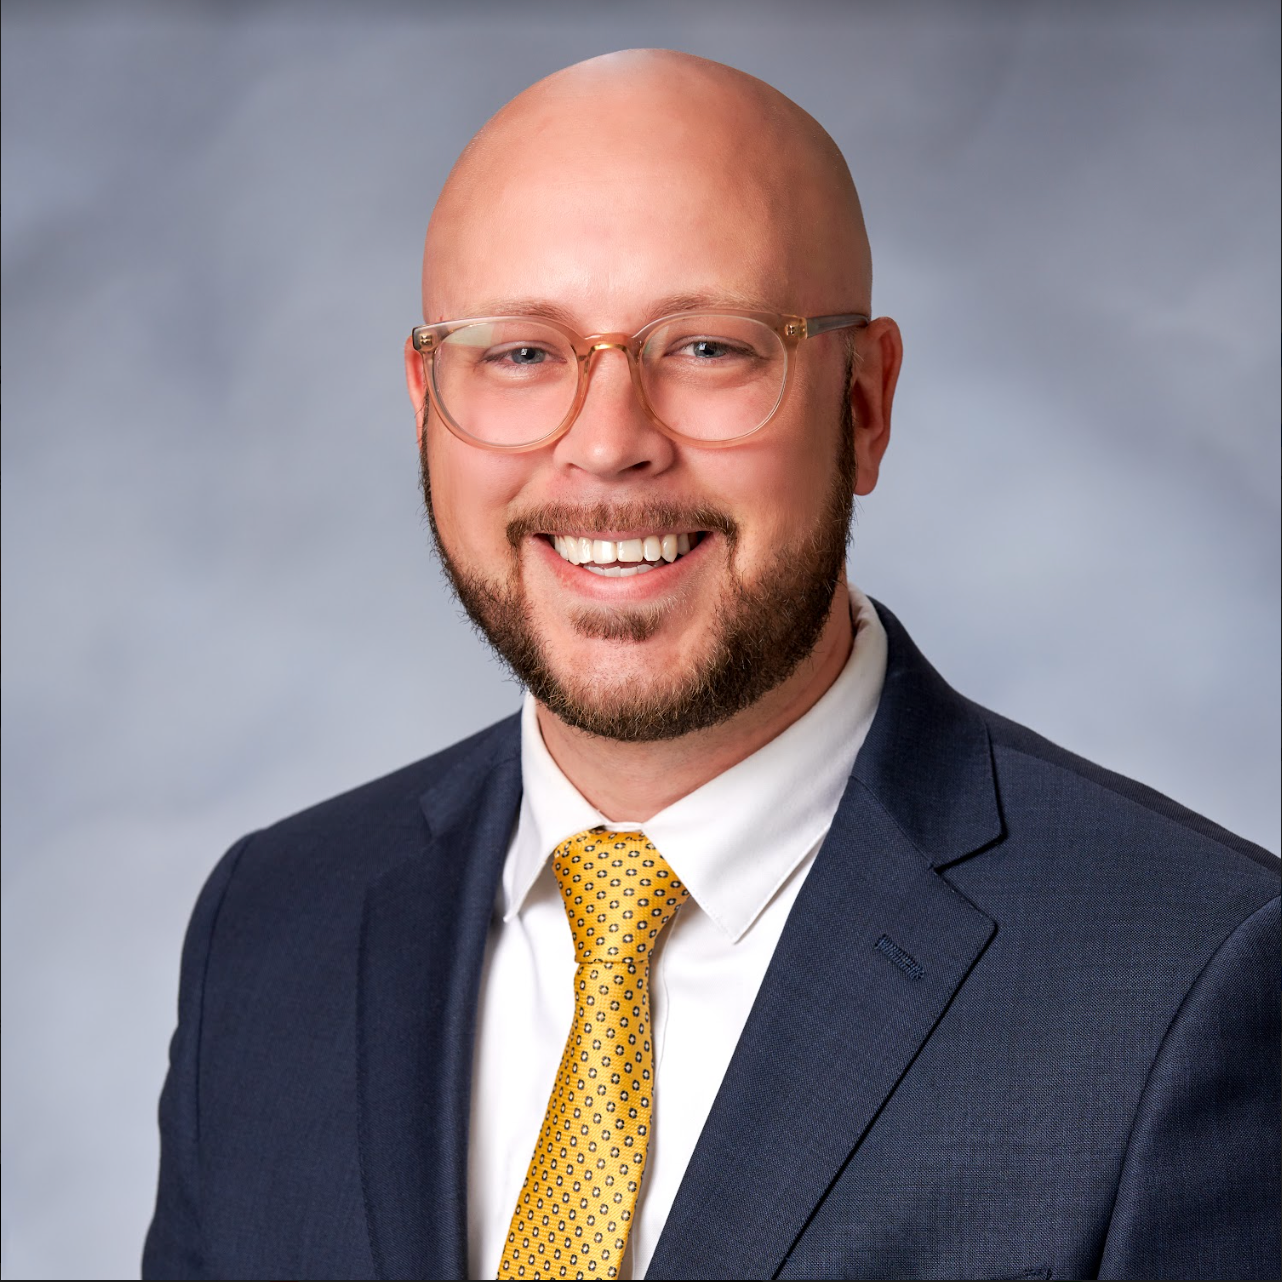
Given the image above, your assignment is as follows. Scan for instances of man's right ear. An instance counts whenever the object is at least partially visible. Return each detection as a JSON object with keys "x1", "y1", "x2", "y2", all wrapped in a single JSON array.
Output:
[{"x1": 404, "y1": 336, "x2": 429, "y2": 449}]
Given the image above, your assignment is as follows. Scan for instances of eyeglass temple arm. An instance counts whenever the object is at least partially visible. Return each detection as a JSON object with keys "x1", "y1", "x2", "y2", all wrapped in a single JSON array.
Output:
[{"x1": 802, "y1": 313, "x2": 871, "y2": 339}]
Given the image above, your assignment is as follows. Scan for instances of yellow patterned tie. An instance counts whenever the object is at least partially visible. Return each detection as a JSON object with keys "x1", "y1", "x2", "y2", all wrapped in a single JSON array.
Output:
[{"x1": 498, "y1": 828, "x2": 689, "y2": 1280}]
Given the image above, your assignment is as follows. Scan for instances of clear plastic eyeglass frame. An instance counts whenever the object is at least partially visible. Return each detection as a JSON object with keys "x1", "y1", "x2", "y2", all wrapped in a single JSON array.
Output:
[{"x1": 409, "y1": 309, "x2": 870, "y2": 451}]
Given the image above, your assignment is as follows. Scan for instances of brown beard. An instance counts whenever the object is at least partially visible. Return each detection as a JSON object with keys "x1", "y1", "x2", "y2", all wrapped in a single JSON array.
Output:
[{"x1": 419, "y1": 392, "x2": 856, "y2": 742}]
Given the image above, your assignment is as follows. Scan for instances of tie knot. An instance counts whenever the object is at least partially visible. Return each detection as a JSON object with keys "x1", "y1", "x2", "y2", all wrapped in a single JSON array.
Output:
[{"x1": 552, "y1": 828, "x2": 689, "y2": 965}]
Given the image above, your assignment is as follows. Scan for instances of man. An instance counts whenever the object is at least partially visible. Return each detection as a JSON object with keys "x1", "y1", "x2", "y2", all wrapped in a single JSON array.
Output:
[{"x1": 144, "y1": 49, "x2": 1280, "y2": 1281}]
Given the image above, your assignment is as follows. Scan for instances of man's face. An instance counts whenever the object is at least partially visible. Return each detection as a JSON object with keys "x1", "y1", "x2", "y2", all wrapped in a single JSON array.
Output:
[{"x1": 411, "y1": 101, "x2": 876, "y2": 741}]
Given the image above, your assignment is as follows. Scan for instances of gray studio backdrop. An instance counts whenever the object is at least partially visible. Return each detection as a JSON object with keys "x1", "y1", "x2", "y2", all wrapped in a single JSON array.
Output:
[{"x1": 2, "y1": 2, "x2": 1278, "y2": 1277}]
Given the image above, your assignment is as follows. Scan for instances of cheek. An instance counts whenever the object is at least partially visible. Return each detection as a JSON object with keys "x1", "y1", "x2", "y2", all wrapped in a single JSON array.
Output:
[
  {"x1": 425, "y1": 425, "x2": 529, "y2": 560},
  {"x1": 698, "y1": 408, "x2": 836, "y2": 558}
]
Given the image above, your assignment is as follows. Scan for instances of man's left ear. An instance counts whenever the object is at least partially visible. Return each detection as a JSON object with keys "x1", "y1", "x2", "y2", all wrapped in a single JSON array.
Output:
[{"x1": 848, "y1": 317, "x2": 902, "y2": 496}]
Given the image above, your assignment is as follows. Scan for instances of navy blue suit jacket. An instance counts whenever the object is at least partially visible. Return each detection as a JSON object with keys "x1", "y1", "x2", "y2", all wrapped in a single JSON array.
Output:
[{"x1": 144, "y1": 605, "x2": 1280, "y2": 1280}]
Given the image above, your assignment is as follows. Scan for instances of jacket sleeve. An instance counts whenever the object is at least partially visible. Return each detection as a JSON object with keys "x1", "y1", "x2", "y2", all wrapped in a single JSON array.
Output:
[
  {"x1": 141, "y1": 834, "x2": 253, "y2": 1280},
  {"x1": 1098, "y1": 892, "x2": 1281, "y2": 1281}
]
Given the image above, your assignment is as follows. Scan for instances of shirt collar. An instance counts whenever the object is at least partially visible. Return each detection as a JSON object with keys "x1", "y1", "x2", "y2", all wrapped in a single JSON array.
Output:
[{"x1": 505, "y1": 586, "x2": 888, "y2": 942}]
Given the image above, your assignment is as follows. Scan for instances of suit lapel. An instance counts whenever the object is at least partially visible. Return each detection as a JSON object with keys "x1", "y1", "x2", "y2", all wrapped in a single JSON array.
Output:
[
  {"x1": 646, "y1": 606, "x2": 1004, "y2": 1280},
  {"x1": 357, "y1": 723, "x2": 522, "y2": 1281}
]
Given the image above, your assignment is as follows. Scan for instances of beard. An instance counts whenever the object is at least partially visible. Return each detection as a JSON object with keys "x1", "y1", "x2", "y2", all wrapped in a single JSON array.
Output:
[{"x1": 420, "y1": 392, "x2": 856, "y2": 743}]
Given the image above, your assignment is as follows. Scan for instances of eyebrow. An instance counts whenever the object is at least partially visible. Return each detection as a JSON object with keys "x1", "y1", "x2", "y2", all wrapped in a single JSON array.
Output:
[{"x1": 459, "y1": 290, "x2": 781, "y2": 328}]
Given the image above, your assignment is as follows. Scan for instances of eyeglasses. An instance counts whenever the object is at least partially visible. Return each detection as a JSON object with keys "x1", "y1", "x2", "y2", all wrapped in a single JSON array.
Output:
[{"x1": 410, "y1": 309, "x2": 869, "y2": 451}]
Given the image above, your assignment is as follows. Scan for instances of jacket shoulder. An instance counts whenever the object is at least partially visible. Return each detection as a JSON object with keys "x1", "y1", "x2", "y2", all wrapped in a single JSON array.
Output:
[
  {"x1": 868, "y1": 600, "x2": 1277, "y2": 897},
  {"x1": 256, "y1": 712, "x2": 520, "y2": 843},
  {"x1": 975, "y1": 700, "x2": 1279, "y2": 893},
  {"x1": 211, "y1": 711, "x2": 521, "y2": 904}
]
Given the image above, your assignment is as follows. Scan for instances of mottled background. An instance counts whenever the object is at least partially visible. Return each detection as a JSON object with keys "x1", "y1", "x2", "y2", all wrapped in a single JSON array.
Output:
[{"x1": 2, "y1": 1, "x2": 1278, "y2": 1276}]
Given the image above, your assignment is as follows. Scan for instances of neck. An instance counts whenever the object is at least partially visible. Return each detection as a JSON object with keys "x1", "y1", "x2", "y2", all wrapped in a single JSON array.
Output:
[{"x1": 535, "y1": 581, "x2": 855, "y2": 822}]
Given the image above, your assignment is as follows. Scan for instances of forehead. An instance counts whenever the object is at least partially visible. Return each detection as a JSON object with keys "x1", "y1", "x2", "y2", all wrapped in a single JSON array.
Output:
[{"x1": 424, "y1": 129, "x2": 812, "y2": 328}]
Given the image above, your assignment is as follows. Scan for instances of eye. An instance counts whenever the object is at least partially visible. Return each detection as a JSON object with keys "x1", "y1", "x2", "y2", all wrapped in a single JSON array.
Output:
[
  {"x1": 691, "y1": 339, "x2": 728, "y2": 359},
  {"x1": 485, "y1": 343, "x2": 555, "y2": 367},
  {"x1": 670, "y1": 337, "x2": 753, "y2": 361}
]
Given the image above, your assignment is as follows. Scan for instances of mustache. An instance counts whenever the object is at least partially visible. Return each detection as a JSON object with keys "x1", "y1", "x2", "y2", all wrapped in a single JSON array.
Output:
[{"x1": 505, "y1": 501, "x2": 739, "y2": 550}]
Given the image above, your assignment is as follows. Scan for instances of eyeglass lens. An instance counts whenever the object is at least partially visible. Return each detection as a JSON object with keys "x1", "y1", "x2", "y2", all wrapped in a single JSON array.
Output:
[{"x1": 429, "y1": 315, "x2": 788, "y2": 446}]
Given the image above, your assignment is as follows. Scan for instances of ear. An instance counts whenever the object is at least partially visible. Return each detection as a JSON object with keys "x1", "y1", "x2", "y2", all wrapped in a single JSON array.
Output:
[
  {"x1": 404, "y1": 335, "x2": 429, "y2": 450},
  {"x1": 848, "y1": 317, "x2": 902, "y2": 496}
]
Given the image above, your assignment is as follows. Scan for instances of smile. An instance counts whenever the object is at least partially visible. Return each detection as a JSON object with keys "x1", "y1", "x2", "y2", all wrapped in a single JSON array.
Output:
[{"x1": 547, "y1": 532, "x2": 703, "y2": 577}]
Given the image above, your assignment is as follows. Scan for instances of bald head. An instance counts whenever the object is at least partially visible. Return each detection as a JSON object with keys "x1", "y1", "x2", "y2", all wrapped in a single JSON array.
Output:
[{"x1": 422, "y1": 50, "x2": 872, "y2": 323}]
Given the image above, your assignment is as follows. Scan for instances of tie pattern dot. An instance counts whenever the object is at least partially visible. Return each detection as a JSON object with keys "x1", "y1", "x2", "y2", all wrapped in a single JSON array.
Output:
[{"x1": 498, "y1": 829, "x2": 688, "y2": 1280}]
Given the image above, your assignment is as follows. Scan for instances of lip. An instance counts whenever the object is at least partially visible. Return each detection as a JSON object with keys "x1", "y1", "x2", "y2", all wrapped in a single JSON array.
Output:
[{"x1": 530, "y1": 530, "x2": 710, "y2": 602}]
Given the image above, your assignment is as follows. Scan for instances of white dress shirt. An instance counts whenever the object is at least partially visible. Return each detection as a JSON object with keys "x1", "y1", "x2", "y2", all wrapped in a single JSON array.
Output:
[{"x1": 468, "y1": 587, "x2": 888, "y2": 1279}]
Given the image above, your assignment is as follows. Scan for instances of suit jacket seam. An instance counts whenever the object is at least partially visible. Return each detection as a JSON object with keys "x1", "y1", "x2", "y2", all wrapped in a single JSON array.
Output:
[
  {"x1": 1098, "y1": 891, "x2": 1282, "y2": 1260},
  {"x1": 356, "y1": 871, "x2": 385, "y2": 1279},
  {"x1": 845, "y1": 772, "x2": 1003, "y2": 924},
  {"x1": 988, "y1": 734, "x2": 1277, "y2": 871},
  {"x1": 370, "y1": 753, "x2": 519, "y2": 887},
  {"x1": 416, "y1": 737, "x2": 521, "y2": 848},
  {"x1": 191, "y1": 829, "x2": 259, "y2": 1262},
  {"x1": 359, "y1": 742, "x2": 521, "y2": 1278},
  {"x1": 845, "y1": 772, "x2": 939, "y2": 869}
]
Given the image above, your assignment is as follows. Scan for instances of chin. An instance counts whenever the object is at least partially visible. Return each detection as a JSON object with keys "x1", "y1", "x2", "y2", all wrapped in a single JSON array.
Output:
[{"x1": 545, "y1": 627, "x2": 686, "y2": 690}]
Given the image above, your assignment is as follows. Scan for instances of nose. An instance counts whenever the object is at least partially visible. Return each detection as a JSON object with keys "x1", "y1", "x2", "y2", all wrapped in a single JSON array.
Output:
[{"x1": 551, "y1": 344, "x2": 676, "y2": 480}]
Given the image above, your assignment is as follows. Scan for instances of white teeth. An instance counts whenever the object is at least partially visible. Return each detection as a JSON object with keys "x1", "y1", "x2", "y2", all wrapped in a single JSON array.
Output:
[
  {"x1": 584, "y1": 563, "x2": 655, "y2": 577},
  {"x1": 550, "y1": 532, "x2": 700, "y2": 569}
]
